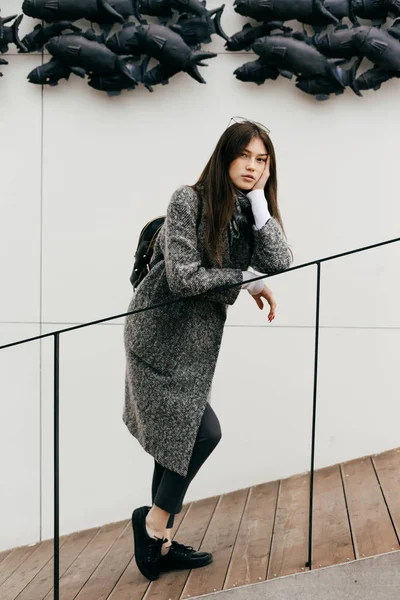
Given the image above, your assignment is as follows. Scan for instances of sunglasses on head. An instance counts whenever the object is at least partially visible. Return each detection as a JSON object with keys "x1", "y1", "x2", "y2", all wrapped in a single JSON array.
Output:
[{"x1": 226, "y1": 116, "x2": 271, "y2": 134}]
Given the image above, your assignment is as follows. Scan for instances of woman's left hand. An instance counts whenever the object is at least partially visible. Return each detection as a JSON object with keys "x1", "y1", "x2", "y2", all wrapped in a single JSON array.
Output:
[
  {"x1": 251, "y1": 283, "x2": 276, "y2": 322},
  {"x1": 251, "y1": 154, "x2": 271, "y2": 190}
]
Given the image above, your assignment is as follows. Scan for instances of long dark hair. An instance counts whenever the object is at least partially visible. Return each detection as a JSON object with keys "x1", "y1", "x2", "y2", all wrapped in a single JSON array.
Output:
[{"x1": 190, "y1": 121, "x2": 289, "y2": 267}]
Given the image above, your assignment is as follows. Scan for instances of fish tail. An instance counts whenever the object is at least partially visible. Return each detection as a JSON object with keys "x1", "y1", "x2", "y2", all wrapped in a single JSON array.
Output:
[
  {"x1": 118, "y1": 56, "x2": 138, "y2": 83},
  {"x1": 327, "y1": 58, "x2": 346, "y2": 88},
  {"x1": 349, "y1": 57, "x2": 363, "y2": 96}
]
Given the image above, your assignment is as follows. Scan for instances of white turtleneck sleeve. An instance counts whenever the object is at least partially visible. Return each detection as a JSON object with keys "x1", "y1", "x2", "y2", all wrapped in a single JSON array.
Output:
[
  {"x1": 246, "y1": 188, "x2": 271, "y2": 230},
  {"x1": 239, "y1": 189, "x2": 271, "y2": 294},
  {"x1": 241, "y1": 270, "x2": 265, "y2": 295}
]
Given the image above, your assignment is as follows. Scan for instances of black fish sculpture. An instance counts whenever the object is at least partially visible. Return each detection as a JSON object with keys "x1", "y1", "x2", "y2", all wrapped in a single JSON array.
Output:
[
  {"x1": 305, "y1": 0, "x2": 357, "y2": 30},
  {"x1": 88, "y1": 58, "x2": 143, "y2": 93},
  {"x1": 222, "y1": 22, "x2": 291, "y2": 52},
  {"x1": 356, "y1": 65, "x2": 400, "y2": 90},
  {"x1": 168, "y1": 7, "x2": 227, "y2": 49},
  {"x1": 46, "y1": 31, "x2": 138, "y2": 82},
  {"x1": 353, "y1": 24, "x2": 400, "y2": 71},
  {"x1": 106, "y1": 7, "x2": 226, "y2": 55},
  {"x1": 234, "y1": 56, "x2": 290, "y2": 83},
  {"x1": 351, "y1": 0, "x2": 392, "y2": 25},
  {"x1": 233, "y1": 0, "x2": 339, "y2": 27},
  {"x1": 132, "y1": 0, "x2": 219, "y2": 24},
  {"x1": 251, "y1": 31, "x2": 346, "y2": 87},
  {"x1": 0, "y1": 12, "x2": 26, "y2": 53},
  {"x1": 106, "y1": 22, "x2": 142, "y2": 56},
  {"x1": 295, "y1": 56, "x2": 362, "y2": 99},
  {"x1": 27, "y1": 57, "x2": 86, "y2": 84},
  {"x1": 22, "y1": 0, "x2": 129, "y2": 24},
  {"x1": 123, "y1": 23, "x2": 217, "y2": 83},
  {"x1": 313, "y1": 23, "x2": 361, "y2": 58},
  {"x1": 21, "y1": 21, "x2": 81, "y2": 53}
]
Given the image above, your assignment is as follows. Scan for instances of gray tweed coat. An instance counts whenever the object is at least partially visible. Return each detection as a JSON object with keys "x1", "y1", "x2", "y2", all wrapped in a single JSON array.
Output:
[{"x1": 123, "y1": 184, "x2": 292, "y2": 477}]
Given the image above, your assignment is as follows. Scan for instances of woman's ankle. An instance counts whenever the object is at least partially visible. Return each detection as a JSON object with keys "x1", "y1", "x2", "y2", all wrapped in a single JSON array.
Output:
[{"x1": 146, "y1": 505, "x2": 170, "y2": 536}]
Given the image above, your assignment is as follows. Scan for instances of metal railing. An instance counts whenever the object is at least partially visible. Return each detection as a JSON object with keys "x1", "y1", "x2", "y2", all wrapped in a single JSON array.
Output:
[{"x1": 1, "y1": 234, "x2": 400, "y2": 597}]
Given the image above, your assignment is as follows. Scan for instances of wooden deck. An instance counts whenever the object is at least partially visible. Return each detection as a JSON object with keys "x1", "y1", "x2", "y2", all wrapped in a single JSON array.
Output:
[{"x1": 1, "y1": 447, "x2": 400, "y2": 600}]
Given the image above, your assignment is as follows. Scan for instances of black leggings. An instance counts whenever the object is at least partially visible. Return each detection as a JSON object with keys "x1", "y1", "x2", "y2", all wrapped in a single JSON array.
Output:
[{"x1": 151, "y1": 402, "x2": 222, "y2": 529}]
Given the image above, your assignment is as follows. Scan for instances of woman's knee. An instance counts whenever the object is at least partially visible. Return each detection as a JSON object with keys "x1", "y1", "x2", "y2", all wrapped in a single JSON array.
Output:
[
  {"x1": 198, "y1": 404, "x2": 222, "y2": 449},
  {"x1": 205, "y1": 419, "x2": 222, "y2": 449}
]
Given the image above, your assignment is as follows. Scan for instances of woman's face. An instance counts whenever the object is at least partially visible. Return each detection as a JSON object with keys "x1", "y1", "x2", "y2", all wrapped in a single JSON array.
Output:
[{"x1": 228, "y1": 136, "x2": 268, "y2": 191}]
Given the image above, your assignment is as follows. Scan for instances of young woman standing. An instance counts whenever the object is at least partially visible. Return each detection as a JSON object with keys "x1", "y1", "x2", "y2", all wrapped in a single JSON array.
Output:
[{"x1": 123, "y1": 117, "x2": 293, "y2": 581}]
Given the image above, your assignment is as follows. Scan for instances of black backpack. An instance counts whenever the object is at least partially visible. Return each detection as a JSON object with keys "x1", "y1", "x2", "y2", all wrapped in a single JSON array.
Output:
[
  {"x1": 130, "y1": 188, "x2": 203, "y2": 290},
  {"x1": 130, "y1": 216, "x2": 165, "y2": 290}
]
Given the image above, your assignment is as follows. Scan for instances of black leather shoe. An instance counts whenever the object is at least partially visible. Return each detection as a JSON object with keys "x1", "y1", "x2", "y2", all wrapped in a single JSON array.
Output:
[
  {"x1": 131, "y1": 506, "x2": 167, "y2": 581},
  {"x1": 159, "y1": 540, "x2": 213, "y2": 572}
]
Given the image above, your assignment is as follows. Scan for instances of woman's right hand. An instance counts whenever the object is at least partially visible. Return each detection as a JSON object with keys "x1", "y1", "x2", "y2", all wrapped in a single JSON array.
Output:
[{"x1": 251, "y1": 284, "x2": 276, "y2": 322}]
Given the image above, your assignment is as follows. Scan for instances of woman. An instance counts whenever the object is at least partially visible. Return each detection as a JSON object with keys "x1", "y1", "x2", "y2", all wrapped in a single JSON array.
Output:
[{"x1": 123, "y1": 118, "x2": 293, "y2": 581}]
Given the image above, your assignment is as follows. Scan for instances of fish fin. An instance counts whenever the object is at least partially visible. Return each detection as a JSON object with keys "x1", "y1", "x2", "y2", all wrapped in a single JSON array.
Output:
[
  {"x1": 277, "y1": 68, "x2": 293, "y2": 79},
  {"x1": 152, "y1": 34, "x2": 167, "y2": 50},
  {"x1": 370, "y1": 39, "x2": 388, "y2": 54},
  {"x1": 334, "y1": 24, "x2": 349, "y2": 30},
  {"x1": 314, "y1": 0, "x2": 339, "y2": 24},
  {"x1": 387, "y1": 25, "x2": 400, "y2": 41},
  {"x1": 11, "y1": 15, "x2": 27, "y2": 53},
  {"x1": 257, "y1": 0, "x2": 274, "y2": 8},
  {"x1": 64, "y1": 44, "x2": 81, "y2": 56},
  {"x1": 69, "y1": 66, "x2": 86, "y2": 78},
  {"x1": 118, "y1": 56, "x2": 139, "y2": 82},
  {"x1": 43, "y1": 0, "x2": 58, "y2": 13},
  {"x1": 212, "y1": 6, "x2": 229, "y2": 42},
  {"x1": 271, "y1": 46, "x2": 287, "y2": 57},
  {"x1": 315, "y1": 94, "x2": 330, "y2": 101},
  {"x1": 348, "y1": 56, "x2": 363, "y2": 96},
  {"x1": 1, "y1": 14, "x2": 18, "y2": 24},
  {"x1": 326, "y1": 58, "x2": 346, "y2": 87},
  {"x1": 98, "y1": 0, "x2": 124, "y2": 23}
]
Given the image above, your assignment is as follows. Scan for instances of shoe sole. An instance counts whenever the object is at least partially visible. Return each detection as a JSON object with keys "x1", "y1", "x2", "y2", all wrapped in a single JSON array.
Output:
[
  {"x1": 160, "y1": 554, "x2": 213, "y2": 572},
  {"x1": 131, "y1": 509, "x2": 160, "y2": 581}
]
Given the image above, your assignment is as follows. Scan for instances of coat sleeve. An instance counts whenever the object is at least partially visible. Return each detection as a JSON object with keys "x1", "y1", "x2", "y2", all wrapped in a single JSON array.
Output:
[
  {"x1": 249, "y1": 217, "x2": 293, "y2": 275},
  {"x1": 162, "y1": 185, "x2": 243, "y2": 305}
]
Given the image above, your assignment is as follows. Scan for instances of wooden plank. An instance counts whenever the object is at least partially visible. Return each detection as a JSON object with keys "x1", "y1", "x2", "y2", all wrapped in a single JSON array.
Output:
[
  {"x1": 312, "y1": 464, "x2": 354, "y2": 568},
  {"x1": 43, "y1": 520, "x2": 127, "y2": 600},
  {"x1": 16, "y1": 527, "x2": 100, "y2": 600},
  {"x1": 108, "y1": 502, "x2": 191, "y2": 600},
  {"x1": 0, "y1": 536, "x2": 69, "y2": 600},
  {"x1": 0, "y1": 550, "x2": 12, "y2": 566},
  {"x1": 341, "y1": 456, "x2": 399, "y2": 558},
  {"x1": 143, "y1": 498, "x2": 218, "y2": 600},
  {"x1": 224, "y1": 481, "x2": 279, "y2": 589},
  {"x1": 0, "y1": 545, "x2": 38, "y2": 587},
  {"x1": 73, "y1": 522, "x2": 133, "y2": 600},
  {"x1": 267, "y1": 472, "x2": 309, "y2": 579},
  {"x1": 372, "y1": 448, "x2": 400, "y2": 545},
  {"x1": 181, "y1": 488, "x2": 249, "y2": 598}
]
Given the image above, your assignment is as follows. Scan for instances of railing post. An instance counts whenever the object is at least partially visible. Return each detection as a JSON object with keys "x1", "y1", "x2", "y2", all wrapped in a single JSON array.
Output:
[
  {"x1": 306, "y1": 262, "x2": 321, "y2": 569},
  {"x1": 54, "y1": 333, "x2": 60, "y2": 600}
]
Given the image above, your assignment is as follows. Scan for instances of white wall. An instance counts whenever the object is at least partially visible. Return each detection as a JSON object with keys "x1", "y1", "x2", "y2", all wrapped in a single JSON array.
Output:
[{"x1": 1, "y1": 1, "x2": 400, "y2": 550}]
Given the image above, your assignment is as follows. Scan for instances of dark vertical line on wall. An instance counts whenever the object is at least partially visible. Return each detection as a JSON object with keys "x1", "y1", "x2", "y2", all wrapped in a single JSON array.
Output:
[{"x1": 39, "y1": 37, "x2": 45, "y2": 543}]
